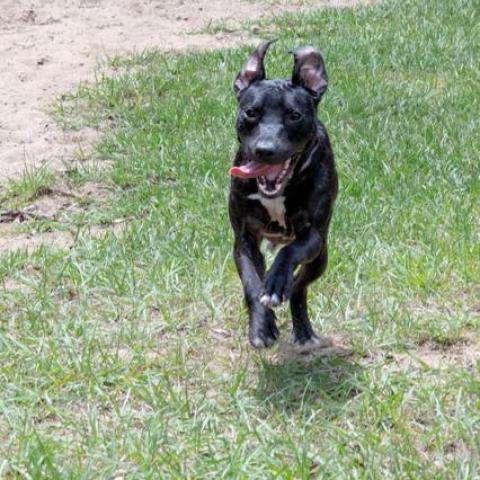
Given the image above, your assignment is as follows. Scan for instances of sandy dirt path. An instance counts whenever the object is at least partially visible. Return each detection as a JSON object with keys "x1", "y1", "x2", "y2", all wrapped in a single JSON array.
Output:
[
  {"x1": 0, "y1": 0, "x2": 372, "y2": 254},
  {"x1": 0, "y1": 0, "x2": 370, "y2": 184}
]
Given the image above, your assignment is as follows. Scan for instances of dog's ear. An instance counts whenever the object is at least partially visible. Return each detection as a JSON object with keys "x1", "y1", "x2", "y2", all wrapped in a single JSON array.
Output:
[
  {"x1": 291, "y1": 46, "x2": 328, "y2": 103},
  {"x1": 234, "y1": 40, "x2": 276, "y2": 99}
]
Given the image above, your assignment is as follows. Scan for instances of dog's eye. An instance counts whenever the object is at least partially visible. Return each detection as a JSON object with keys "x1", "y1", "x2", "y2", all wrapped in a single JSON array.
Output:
[
  {"x1": 244, "y1": 108, "x2": 257, "y2": 119},
  {"x1": 288, "y1": 111, "x2": 302, "y2": 121}
]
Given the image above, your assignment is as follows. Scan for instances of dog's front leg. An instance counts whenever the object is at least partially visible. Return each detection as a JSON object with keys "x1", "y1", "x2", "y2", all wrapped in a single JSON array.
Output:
[
  {"x1": 261, "y1": 228, "x2": 322, "y2": 308},
  {"x1": 233, "y1": 234, "x2": 279, "y2": 348}
]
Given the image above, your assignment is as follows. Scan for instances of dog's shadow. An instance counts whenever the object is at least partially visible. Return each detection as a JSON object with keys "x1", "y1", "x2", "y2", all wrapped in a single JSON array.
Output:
[{"x1": 255, "y1": 336, "x2": 362, "y2": 414}]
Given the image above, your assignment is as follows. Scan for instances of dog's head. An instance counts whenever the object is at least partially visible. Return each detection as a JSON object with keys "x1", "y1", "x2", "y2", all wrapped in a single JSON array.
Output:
[{"x1": 232, "y1": 40, "x2": 328, "y2": 197}]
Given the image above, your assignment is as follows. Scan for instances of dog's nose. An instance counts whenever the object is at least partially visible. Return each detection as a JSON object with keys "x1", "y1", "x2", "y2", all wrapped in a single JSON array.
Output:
[{"x1": 255, "y1": 142, "x2": 276, "y2": 159}]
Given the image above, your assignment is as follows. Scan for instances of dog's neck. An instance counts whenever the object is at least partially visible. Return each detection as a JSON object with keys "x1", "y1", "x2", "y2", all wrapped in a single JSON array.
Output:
[{"x1": 290, "y1": 132, "x2": 320, "y2": 182}]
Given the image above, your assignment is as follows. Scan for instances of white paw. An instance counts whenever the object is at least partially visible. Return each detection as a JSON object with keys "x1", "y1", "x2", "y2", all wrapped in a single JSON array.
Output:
[{"x1": 259, "y1": 293, "x2": 280, "y2": 309}]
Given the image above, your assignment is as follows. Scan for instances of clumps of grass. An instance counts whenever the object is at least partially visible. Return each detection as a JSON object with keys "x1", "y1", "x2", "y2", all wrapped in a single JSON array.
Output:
[
  {"x1": 103, "y1": 49, "x2": 165, "y2": 71},
  {"x1": 2, "y1": 164, "x2": 55, "y2": 208},
  {"x1": 190, "y1": 19, "x2": 238, "y2": 35},
  {"x1": 1, "y1": 0, "x2": 479, "y2": 477}
]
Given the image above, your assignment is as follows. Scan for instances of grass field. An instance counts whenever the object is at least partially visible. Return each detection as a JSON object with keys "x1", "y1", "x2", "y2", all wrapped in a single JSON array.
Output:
[{"x1": 1, "y1": 0, "x2": 479, "y2": 477}]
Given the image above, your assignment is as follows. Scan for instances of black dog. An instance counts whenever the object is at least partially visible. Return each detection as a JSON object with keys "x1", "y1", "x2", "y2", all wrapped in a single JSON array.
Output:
[{"x1": 228, "y1": 41, "x2": 338, "y2": 349}]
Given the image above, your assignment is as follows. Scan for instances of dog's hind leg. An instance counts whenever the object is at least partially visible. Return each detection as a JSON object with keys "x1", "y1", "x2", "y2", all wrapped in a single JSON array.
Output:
[{"x1": 289, "y1": 250, "x2": 332, "y2": 349}]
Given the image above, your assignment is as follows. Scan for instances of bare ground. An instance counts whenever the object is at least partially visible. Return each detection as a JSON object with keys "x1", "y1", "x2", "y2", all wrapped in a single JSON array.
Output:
[
  {"x1": 0, "y1": 0, "x2": 373, "y2": 254},
  {"x1": 0, "y1": 0, "x2": 370, "y2": 183}
]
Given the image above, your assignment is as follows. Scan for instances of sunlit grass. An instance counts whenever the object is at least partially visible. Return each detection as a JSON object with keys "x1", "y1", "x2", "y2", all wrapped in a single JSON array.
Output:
[{"x1": 0, "y1": 0, "x2": 479, "y2": 477}]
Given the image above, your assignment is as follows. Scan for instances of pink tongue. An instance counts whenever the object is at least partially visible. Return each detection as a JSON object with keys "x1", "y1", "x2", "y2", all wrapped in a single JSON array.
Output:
[{"x1": 229, "y1": 161, "x2": 284, "y2": 179}]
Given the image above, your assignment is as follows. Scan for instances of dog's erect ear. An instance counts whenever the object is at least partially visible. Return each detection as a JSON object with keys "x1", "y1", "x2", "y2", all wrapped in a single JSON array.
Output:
[
  {"x1": 291, "y1": 46, "x2": 328, "y2": 103},
  {"x1": 234, "y1": 40, "x2": 276, "y2": 99}
]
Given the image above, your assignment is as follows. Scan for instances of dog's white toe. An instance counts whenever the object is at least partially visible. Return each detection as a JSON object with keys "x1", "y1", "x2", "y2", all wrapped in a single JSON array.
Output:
[{"x1": 259, "y1": 293, "x2": 280, "y2": 309}]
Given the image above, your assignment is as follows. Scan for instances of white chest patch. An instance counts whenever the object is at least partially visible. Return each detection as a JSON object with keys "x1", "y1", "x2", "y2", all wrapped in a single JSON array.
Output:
[{"x1": 248, "y1": 194, "x2": 287, "y2": 228}]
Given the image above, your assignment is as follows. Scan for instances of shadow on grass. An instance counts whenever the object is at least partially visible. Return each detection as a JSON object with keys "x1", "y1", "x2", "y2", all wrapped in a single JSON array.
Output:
[{"x1": 255, "y1": 341, "x2": 362, "y2": 415}]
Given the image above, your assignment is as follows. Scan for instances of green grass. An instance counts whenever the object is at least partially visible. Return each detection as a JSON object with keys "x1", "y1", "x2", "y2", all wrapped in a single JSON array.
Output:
[
  {"x1": 1, "y1": 165, "x2": 55, "y2": 210},
  {"x1": 1, "y1": 0, "x2": 479, "y2": 477},
  {"x1": 190, "y1": 20, "x2": 238, "y2": 36}
]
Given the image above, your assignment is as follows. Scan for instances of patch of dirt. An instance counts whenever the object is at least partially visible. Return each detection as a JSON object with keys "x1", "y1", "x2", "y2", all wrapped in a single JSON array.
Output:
[
  {"x1": 2, "y1": 191, "x2": 80, "y2": 223},
  {"x1": 0, "y1": 206, "x2": 126, "y2": 254},
  {"x1": 390, "y1": 335, "x2": 480, "y2": 372},
  {"x1": 275, "y1": 334, "x2": 354, "y2": 360},
  {"x1": 0, "y1": 181, "x2": 115, "y2": 253},
  {"x1": 21, "y1": 182, "x2": 111, "y2": 221},
  {"x1": 0, "y1": 225, "x2": 74, "y2": 252},
  {"x1": 0, "y1": 0, "x2": 372, "y2": 252},
  {"x1": 407, "y1": 291, "x2": 480, "y2": 321},
  {"x1": 0, "y1": 223, "x2": 127, "y2": 253},
  {"x1": 0, "y1": 0, "x2": 371, "y2": 183}
]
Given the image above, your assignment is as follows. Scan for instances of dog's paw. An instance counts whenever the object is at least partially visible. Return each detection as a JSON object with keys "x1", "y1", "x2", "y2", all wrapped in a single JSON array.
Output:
[
  {"x1": 249, "y1": 315, "x2": 279, "y2": 349},
  {"x1": 261, "y1": 265, "x2": 293, "y2": 308},
  {"x1": 259, "y1": 293, "x2": 281, "y2": 309}
]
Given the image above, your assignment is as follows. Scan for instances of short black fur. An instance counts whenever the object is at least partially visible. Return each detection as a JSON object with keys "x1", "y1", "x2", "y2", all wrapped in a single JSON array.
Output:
[{"x1": 229, "y1": 42, "x2": 338, "y2": 349}]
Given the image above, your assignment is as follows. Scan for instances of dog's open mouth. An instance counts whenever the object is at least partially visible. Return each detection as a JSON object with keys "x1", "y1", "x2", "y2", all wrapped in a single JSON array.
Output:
[{"x1": 229, "y1": 158, "x2": 294, "y2": 197}]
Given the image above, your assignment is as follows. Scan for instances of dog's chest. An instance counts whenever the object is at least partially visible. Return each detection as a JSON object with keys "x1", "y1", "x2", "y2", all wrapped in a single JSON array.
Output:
[
  {"x1": 248, "y1": 194, "x2": 287, "y2": 227},
  {"x1": 248, "y1": 193, "x2": 294, "y2": 244}
]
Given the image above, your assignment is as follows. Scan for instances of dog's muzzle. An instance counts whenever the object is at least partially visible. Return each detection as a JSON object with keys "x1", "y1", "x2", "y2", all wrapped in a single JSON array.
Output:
[{"x1": 229, "y1": 156, "x2": 298, "y2": 198}]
